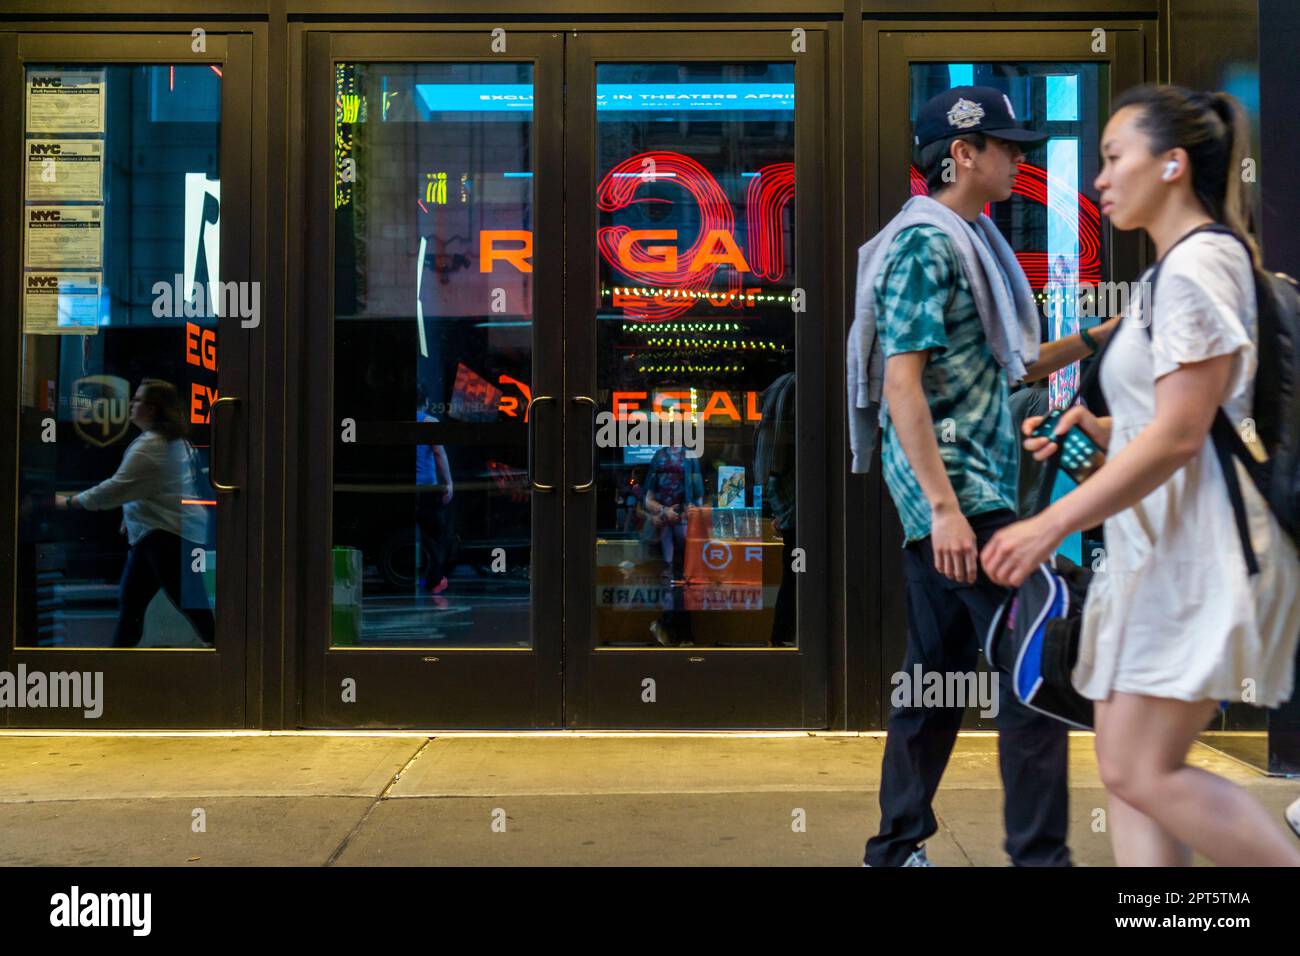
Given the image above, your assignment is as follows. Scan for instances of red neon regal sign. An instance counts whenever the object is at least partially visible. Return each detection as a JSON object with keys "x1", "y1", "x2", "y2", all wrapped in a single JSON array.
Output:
[
  {"x1": 478, "y1": 150, "x2": 795, "y2": 321},
  {"x1": 909, "y1": 161, "x2": 1102, "y2": 289}
]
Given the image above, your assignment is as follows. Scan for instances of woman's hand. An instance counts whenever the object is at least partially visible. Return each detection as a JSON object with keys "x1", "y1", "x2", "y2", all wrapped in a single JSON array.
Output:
[
  {"x1": 54, "y1": 494, "x2": 69, "y2": 511},
  {"x1": 1022, "y1": 406, "x2": 1110, "y2": 462},
  {"x1": 980, "y1": 513, "x2": 1067, "y2": 588}
]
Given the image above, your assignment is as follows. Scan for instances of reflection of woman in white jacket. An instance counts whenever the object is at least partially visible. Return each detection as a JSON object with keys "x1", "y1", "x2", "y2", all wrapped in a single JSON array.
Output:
[
  {"x1": 982, "y1": 86, "x2": 1300, "y2": 865},
  {"x1": 57, "y1": 379, "x2": 215, "y2": 648}
]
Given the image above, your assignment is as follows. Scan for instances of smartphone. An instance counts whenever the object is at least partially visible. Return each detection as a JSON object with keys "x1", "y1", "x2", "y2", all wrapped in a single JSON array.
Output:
[{"x1": 1031, "y1": 409, "x2": 1105, "y2": 484}]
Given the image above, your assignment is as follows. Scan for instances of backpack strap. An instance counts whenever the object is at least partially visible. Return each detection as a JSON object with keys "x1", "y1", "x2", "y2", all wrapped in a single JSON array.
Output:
[
  {"x1": 1143, "y1": 222, "x2": 1261, "y2": 576},
  {"x1": 1210, "y1": 414, "x2": 1262, "y2": 575}
]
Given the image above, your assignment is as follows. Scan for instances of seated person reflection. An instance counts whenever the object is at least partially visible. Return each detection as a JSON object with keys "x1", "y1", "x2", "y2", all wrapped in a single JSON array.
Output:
[
  {"x1": 643, "y1": 445, "x2": 704, "y2": 576},
  {"x1": 643, "y1": 445, "x2": 704, "y2": 646},
  {"x1": 56, "y1": 379, "x2": 215, "y2": 648}
]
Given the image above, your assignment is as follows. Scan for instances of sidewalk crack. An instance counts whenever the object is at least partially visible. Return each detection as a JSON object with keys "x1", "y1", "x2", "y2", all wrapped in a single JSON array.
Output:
[
  {"x1": 324, "y1": 737, "x2": 434, "y2": 866},
  {"x1": 934, "y1": 808, "x2": 974, "y2": 867}
]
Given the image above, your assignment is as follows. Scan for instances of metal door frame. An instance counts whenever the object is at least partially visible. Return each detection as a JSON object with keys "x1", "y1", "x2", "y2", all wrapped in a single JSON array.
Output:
[
  {"x1": 562, "y1": 28, "x2": 831, "y2": 728},
  {"x1": 0, "y1": 28, "x2": 258, "y2": 727},
  {"x1": 297, "y1": 29, "x2": 567, "y2": 728}
]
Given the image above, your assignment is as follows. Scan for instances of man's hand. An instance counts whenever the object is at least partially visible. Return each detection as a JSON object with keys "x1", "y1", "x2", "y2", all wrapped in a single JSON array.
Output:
[
  {"x1": 930, "y1": 498, "x2": 978, "y2": 584},
  {"x1": 884, "y1": 350, "x2": 971, "y2": 582}
]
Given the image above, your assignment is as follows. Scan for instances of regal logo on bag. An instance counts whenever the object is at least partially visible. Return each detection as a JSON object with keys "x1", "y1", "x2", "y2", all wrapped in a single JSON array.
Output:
[
  {"x1": 72, "y1": 375, "x2": 131, "y2": 447},
  {"x1": 946, "y1": 97, "x2": 985, "y2": 129}
]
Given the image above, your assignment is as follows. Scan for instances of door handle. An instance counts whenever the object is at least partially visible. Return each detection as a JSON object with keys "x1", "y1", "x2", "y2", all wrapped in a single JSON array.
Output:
[
  {"x1": 208, "y1": 396, "x2": 240, "y2": 493},
  {"x1": 527, "y1": 395, "x2": 556, "y2": 492},
  {"x1": 571, "y1": 395, "x2": 596, "y2": 493}
]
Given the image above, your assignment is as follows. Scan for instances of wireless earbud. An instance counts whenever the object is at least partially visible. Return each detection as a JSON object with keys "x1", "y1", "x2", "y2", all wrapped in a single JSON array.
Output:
[{"x1": 1162, "y1": 159, "x2": 1180, "y2": 181}]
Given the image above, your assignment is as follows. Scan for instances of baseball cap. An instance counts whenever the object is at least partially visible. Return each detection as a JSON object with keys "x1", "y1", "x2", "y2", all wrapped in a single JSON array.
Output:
[{"x1": 914, "y1": 85, "x2": 1050, "y2": 150}]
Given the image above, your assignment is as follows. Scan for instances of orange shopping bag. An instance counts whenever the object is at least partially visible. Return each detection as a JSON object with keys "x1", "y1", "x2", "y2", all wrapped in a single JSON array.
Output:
[{"x1": 683, "y1": 506, "x2": 763, "y2": 587}]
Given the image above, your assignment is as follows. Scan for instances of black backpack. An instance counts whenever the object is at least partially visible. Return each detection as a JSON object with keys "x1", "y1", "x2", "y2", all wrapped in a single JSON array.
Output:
[{"x1": 1146, "y1": 223, "x2": 1300, "y2": 574}]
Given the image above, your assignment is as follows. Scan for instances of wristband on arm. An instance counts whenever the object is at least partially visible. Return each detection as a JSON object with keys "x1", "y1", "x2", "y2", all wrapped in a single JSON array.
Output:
[{"x1": 1079, "y1": 326, "x2": 1098, "y2": 355}]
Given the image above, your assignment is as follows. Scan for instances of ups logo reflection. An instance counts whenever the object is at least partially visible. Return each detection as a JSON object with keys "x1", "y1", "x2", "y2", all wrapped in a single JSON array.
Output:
[{"x1": 71, "y1": 375, "x2": 131, "y2": 448}]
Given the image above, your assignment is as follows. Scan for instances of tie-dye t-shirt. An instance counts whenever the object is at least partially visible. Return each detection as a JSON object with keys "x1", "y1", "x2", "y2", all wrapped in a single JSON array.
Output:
[{"x1": 874, "y1": 224, "x2": 1019, "y2": 545}]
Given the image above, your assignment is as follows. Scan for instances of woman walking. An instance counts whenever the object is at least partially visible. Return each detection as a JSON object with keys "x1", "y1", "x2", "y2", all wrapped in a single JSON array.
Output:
[
  {"x1": 58, "y1": 378, "x2": 216, "y2": 648},
  {"x1": 980, "y1": 84, "x2": 1300, "y2": 866}
]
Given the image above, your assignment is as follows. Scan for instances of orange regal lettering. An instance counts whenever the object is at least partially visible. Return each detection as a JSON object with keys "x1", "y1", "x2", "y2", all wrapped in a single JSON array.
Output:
[{"x1": 479, "y1": 230, "x2": 533, "y2": 273}]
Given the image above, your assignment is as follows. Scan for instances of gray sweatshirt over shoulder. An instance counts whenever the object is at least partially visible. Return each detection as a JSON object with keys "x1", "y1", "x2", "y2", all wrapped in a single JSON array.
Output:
[{"x1": 846, "y1": 194, "x2": 1042, "y2": 473}]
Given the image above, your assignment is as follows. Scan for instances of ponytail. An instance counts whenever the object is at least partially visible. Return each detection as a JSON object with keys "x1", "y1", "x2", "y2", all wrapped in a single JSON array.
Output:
[{"x1": 1208, "y1": 92, "x2": 1261, "y2": 268}]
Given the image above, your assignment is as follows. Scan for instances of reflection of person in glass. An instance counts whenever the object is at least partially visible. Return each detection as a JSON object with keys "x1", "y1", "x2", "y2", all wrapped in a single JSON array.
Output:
[
  {"x1": 643, "y1": 445, "x2": 704, "y2": 646},
  {"x1": 643, "y1": 445, "x2": 704, "y2": 574},
  {"x1": 754, "y1": 372, "x2": 796, "y2": 647},
  {"x1": 619, "y1": 465, "x2": 648, "y2": 535},
  {"x1": 55, "y1": 379, "x2": 215, "y2": 648},
  {"x1": 415, "y1": 384, "x2": 455, "y2": 595}
]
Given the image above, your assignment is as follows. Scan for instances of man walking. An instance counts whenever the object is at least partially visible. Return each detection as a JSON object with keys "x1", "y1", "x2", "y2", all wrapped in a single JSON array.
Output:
[{"x1": 849, "y1": 87, "x2": 1078, "y2": 867}]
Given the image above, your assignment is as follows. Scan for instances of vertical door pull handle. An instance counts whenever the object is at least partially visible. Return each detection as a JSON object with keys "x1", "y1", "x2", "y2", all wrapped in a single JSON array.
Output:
[
  {"x1": 209, "y1": 396, "x2": 240, "y2": 493},
  {"x1": 527, "y1": 395, "x2": 557, "y2": 492},
  {"x1": 571, "y1": 396, "x2": 596, "y2": 493}
]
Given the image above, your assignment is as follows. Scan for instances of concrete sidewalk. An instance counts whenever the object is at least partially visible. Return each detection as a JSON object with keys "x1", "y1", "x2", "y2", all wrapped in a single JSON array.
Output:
[{"x1": 0, "y1": 733, "x2": 1293, "y2": 866}]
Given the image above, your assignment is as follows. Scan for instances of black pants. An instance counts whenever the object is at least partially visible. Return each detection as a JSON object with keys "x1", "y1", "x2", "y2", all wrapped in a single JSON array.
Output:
[
  {"x1": 864, "y1": 509, "x2": 1071, "y2": 866},
  {"x1": 114, "y1": 530, "x2": 216, "y2": 648},
  {"x1": 654, "y1": 519, "x2": 694, "y2": 644},
  {"x1": 769, "y1": 526, "x2": 796, "y2": 646},
  {"x1": 415, "y1": 492, "x2": 455, "y2": 587}
]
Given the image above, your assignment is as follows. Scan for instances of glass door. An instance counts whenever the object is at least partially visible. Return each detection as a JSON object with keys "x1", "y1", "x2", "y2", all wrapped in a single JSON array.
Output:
[
  {"x1": 874, "y1": 28, "x2": 1148, "y2": 728},
  {"x1": 0, "y1": 33, "x2": 254, "y2": 726},
  {"x1": 563, "y1": 31, "x2": 829, "y2": 727},
  {"x1": 300, "y1": 33, "x2": 565, "y2": 727}
]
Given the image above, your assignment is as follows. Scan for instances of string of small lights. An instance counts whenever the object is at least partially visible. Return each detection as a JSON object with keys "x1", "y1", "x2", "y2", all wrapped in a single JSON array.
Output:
[
  {"x1": 635, "y1": 364, "x2": 746, "y2": 374},
  {"x1": 622, "y1": 321, "x2": 745, "y2": 334},
  {"x1": 602, "y1": 286, "x2": 791, "y2": 303},
  {"x1": 634, "y1": 338, "x2": 787, "y2": 350}
]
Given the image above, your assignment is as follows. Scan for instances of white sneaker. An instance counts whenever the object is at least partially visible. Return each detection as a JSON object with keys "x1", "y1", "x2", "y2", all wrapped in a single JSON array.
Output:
[
  {"x1": 902, "y1": 846, "x2": 934, "y2": 867},
  {"x1": 1286, "y1": 796, "x2": 1300, "y2": 841},
  {"x1": 863, "y1": 845, "x2": 933, "y2": 867}
]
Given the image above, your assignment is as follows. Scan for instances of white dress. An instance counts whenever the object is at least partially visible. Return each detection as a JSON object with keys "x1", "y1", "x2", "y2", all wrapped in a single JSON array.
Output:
[{"x1": 1073, "y1": 233, "x2": 1300, "y2": 707}]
